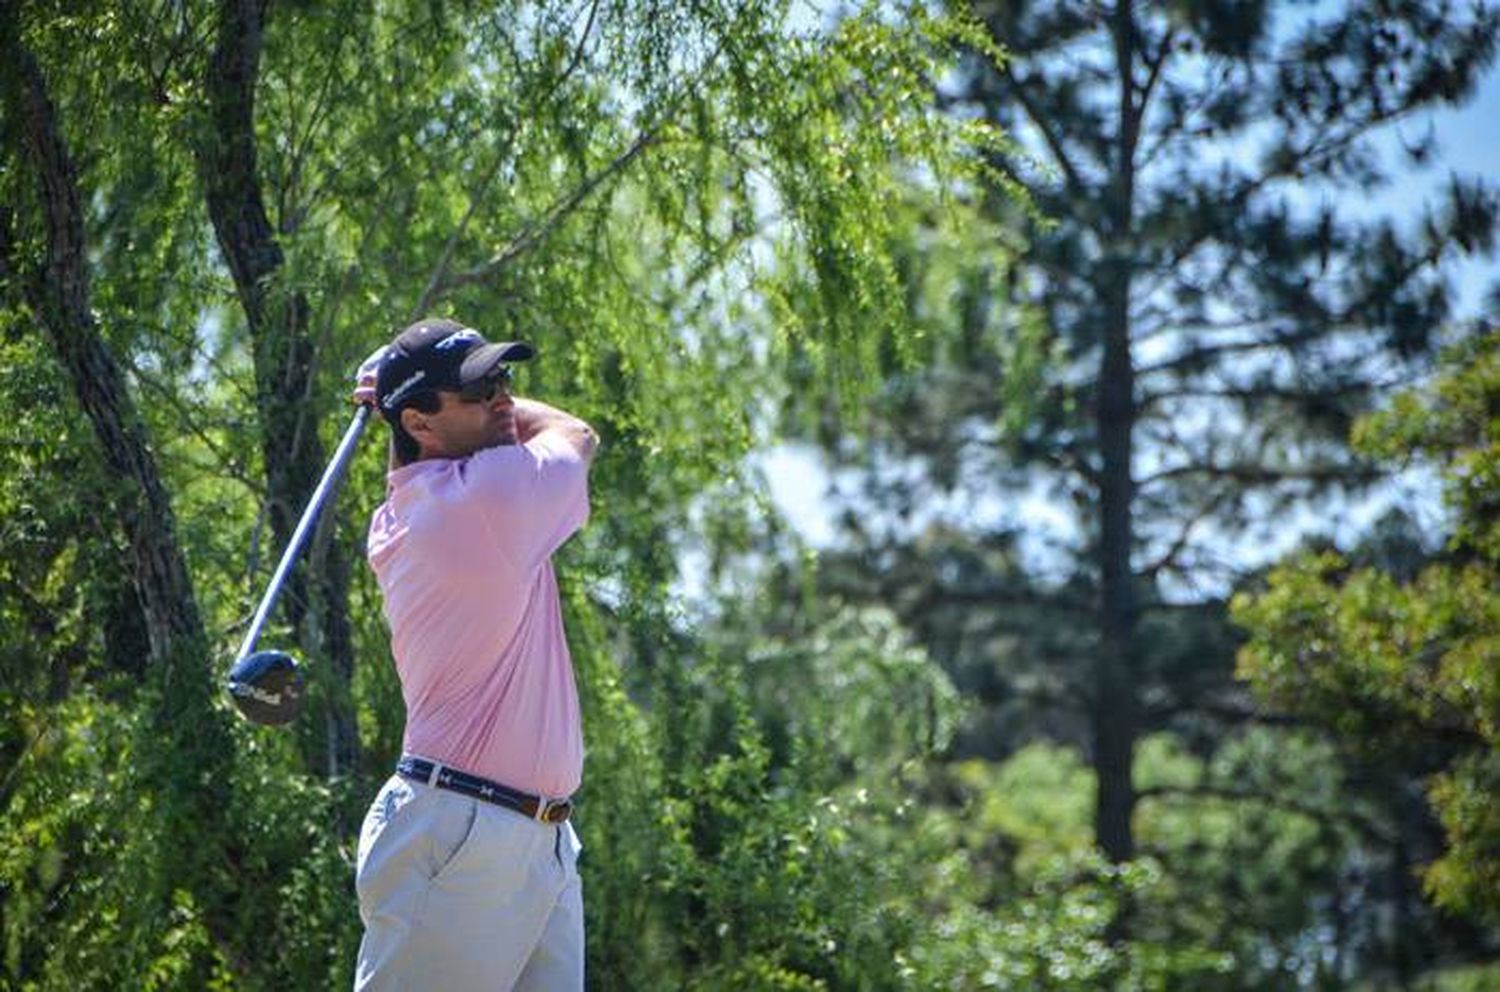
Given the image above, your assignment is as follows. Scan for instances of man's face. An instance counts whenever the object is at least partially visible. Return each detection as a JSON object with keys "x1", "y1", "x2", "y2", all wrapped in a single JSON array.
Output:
[{"x1": 411, "y1": 374, "x2": 517, "y2": 459}]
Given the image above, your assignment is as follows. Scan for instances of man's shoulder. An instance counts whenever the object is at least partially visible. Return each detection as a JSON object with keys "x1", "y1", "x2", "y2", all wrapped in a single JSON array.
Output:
[{"x1": 466, "y1": 436, "x2": 587, "y2": 482}]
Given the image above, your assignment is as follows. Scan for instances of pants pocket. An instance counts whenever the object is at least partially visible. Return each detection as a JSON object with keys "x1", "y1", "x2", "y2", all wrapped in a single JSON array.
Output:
[
  {"x1": 428, "y1": 794, "x2": 480, "y2": 884},
  {"x1": 356, "y1": 776, "x2": 417, "y2": 879},
  {"x1": 356, "y1": 780, "x2": 479, "y2": 917}
]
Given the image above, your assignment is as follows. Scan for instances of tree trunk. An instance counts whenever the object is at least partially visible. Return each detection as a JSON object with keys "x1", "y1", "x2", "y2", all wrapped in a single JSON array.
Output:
[
  {"x1": 1091, "y1": 0, "x2": 1142, "y2": 865},
  {"x1": 1093, "y1": 262, "x2": 1139, "y2": 864},
  {"x1": 199, "y1": 0, "x2": 360, "y2": 776},
  {"x1": 2, "y1": 21, "x2": 202, "y2": 667},
  {"x1": 2, "y1": 16, "x2": 239, "y2": 976}
]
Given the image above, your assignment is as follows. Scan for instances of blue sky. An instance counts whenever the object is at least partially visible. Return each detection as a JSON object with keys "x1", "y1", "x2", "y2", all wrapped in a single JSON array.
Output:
[
  {"x1": 763, "y1": 57, "x2": 1500, "y2": 551},
  {"x1": 1365, "y1": 61, "x2": 1500, "y2": 314}
]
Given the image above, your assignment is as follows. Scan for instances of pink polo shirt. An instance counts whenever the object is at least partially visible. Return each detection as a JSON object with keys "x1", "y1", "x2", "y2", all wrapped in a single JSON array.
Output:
[{"x1": 366, "y1": 432, "x2": 589, "y2": 798}]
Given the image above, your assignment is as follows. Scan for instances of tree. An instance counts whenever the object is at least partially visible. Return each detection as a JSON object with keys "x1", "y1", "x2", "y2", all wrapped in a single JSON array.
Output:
[
  {"x1": 194, "y1": 0, "x2": 365, "y2": 775},
  {"x1": 0, "y1": 11, "x2": 204, "y2": 677},
  {"x1": 1, "y1": 1, "x2": 1012, "y2": 986},
  {"x1": 800, "y1": 0, "x2": 1499, "y2": 872},
  {"x1": 1235, "y1": 323, "x2": 1500, "y2": 926},
  {"x1": 0, "y1": 10, "x2": 240, "y2": 987}
]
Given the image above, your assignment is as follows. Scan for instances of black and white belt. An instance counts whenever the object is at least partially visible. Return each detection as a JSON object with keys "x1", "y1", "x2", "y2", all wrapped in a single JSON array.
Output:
[{"x1": 396, "y1": 755, "x2": 573, "y2": 824}]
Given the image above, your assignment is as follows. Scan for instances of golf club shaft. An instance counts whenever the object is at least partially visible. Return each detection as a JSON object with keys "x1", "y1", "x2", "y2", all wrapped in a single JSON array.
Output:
[{"x1": 234, "y1": 405, "x2": 373, "y2": 662}]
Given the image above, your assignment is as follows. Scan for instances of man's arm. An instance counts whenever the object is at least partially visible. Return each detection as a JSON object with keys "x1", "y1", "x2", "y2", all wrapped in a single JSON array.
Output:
[{"x1": 512, "y1": 397, "x2": 599, "y2": 464}]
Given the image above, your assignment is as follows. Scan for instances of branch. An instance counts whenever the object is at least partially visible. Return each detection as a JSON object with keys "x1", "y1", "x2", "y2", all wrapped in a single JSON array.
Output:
[
  {"x1": 125, "y1": 362, "x2": 264, "y2": 497},
  {"x1": 408, "y1": 0, "x2": 603, "y2": 320},
  {"x1": 1135, "y1": 61, "x2": 1235, "y2": 169},
  {"x1": 1149, "y1": 110, "x2": 1416, "y2": 276},
  {"x1": 997, "y1": 62, "x2": 1087, "y2": 195},
  {"x1": 420, "y1": 25, "x2": 731, "y2": 312},
  {"x1": 1136, "y1": 783, "x2": 1396, "y2": 846},
  {"x1": 1263, "y1": 677, "x2": 1489, "y2": 755},
  {"x1": 981, "y1": 674, "x2": 1095, "y2": 714},
  {"x1": 1030, "y1": 435, "x2": 1101, "y2": 488},
  {"x1": 555, "y1": 0, "x2": 602, "y2": 95},
  {"x1": 408, "y1": 138, "x2": 521, "y2": 320},
  {"x1": 1138, "y1": 488, "x2": 1233, "y2": 580},
  {"x1": 1136, "y1": 323, "x2": 1331, "y2": 378},
  {"x1": 436, "y1": 126, "x2": 661, "y2": 296},
  {"x1": 1135, "y1": 26, "x2": 1174, "y2": 116},
  {"x1": 1139, "y1": 460, "x2": 1382, "y2": 489},
  {"x1": 1029, "y1": 254, "x2": 1094, "y2": 292},
  {"x1": 1136, "y1": 379, "x2": 1403, "y2": 413},
  {"x1": 1144, "y1": 687, "x2": 1308, "y2": 728},
  {"x1": 0, "y1": 711, "x2": 57, "y2": 810},
  {"x1": 1130, "y1": 309, "x2": 1283, "y2": 343},
  {"x1": 274, "y1": 20, "x2": 351, "y2": 235}
]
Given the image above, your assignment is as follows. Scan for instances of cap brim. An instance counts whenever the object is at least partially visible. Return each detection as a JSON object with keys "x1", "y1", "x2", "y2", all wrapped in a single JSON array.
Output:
[{"x1": 460, "y1": 341, "x2": 535, "y2": 383}]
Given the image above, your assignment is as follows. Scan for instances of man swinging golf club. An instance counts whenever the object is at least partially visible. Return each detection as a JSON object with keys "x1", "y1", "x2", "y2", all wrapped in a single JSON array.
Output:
[{"x1": 352, "y1": 317, "x2": 598, "y2": 991}]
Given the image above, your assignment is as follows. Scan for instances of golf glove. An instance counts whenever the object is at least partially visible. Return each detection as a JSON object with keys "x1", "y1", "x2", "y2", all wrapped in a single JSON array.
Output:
[{"x1": 352, "y1": 345, "x2": 388, "y2": 407}]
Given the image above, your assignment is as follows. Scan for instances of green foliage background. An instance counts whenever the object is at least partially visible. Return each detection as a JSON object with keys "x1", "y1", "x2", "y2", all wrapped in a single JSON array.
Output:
[
  {"x1": 1, "y1": 1, "x2": 1498, "y2": 990},
  {"x1": 0, "y1": 1, "x2": 1023, "y2": 988}
]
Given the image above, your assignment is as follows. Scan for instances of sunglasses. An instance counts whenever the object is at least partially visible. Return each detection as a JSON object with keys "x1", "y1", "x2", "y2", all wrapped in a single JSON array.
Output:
[{"x1": 455, "y1": 365, "x2": 513, "y2": 403}]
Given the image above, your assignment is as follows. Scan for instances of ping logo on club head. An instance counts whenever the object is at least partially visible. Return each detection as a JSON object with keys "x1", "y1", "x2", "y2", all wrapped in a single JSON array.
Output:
[{"x1": 435, "y1": 328, "x2": 481, "y2": 350}]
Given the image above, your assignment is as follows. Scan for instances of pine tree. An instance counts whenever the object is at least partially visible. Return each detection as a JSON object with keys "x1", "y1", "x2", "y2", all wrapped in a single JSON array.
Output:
[{"x1": 840, "y1": 0, "x2": 1500, "y2": 866}]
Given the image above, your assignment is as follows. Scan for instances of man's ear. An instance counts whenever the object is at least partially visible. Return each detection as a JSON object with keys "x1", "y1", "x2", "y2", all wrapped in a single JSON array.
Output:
[{"x1": 400, "y1": 405, "x2": 432, "y2": 444}]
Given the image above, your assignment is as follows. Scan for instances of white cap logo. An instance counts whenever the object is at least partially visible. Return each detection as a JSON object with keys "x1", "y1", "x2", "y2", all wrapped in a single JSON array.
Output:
[
  {"x1": 435, "y1": 328, "x2": 481, "y2": 350},
  {"x1": 382, "y1": 370, "x2": 427, "y2": 409}
]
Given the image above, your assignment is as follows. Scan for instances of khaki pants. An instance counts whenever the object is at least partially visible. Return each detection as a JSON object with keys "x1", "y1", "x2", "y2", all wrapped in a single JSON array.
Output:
[{"x1": 354, "y1": 774, "x2": 583, "y2": 991}]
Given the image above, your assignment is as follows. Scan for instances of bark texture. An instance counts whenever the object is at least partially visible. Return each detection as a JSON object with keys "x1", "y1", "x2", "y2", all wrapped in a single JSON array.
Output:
[
  {"x1": 1091, "y1": 0, "x2": 1143, "y2": 865},
  {"x1": 2, "y1": 24, "x2": 204, "y2": 668}
]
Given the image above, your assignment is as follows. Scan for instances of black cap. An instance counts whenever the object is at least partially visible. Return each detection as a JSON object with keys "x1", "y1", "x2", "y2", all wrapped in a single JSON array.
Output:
[{"x1": 375, "y1": 318, "x2": 534, "y2": 419}]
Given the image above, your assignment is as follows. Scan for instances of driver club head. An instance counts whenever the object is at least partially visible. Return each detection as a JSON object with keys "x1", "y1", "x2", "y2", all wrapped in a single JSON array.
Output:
[{"x1": 227, "y1": 650, "x2": 306, "y2": 726}]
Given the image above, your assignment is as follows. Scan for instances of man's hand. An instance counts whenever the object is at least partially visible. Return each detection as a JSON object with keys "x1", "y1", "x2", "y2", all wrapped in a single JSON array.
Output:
[{"x1": 353, "y1": 345, "x2": 388, "y2": 408}]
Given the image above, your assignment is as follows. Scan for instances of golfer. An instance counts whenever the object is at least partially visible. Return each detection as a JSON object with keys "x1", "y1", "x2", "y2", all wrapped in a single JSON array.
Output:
[{"x1": 351, "y1": 317, "x2": 598, "y2": 991}]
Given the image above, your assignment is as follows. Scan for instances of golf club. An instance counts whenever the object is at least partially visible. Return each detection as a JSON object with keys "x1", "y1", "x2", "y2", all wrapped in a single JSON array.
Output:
[{"x1": 227, "y1": 377, "x2": 378, "y2": 725}]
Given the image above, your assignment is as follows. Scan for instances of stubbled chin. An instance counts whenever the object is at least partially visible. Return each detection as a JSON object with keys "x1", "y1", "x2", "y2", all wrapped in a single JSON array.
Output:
[{"x1": 495, "y1": 416, "x2": 518, "y2": 445}]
